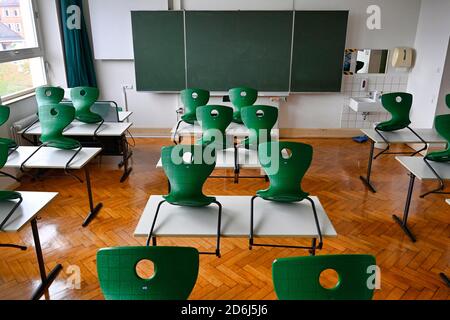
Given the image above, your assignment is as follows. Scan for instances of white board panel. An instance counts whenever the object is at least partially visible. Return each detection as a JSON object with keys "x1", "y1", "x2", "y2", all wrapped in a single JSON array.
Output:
[{"x1": 88, "y1": 0, "x2": 168, "y2": 60}]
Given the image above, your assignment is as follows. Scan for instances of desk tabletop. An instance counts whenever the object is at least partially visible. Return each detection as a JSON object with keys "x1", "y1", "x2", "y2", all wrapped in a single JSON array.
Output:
[
  {"x1": 0, "y1": 192, "x2": 58, "y2": 232},
  {"x1": 172, "y1": 122, "x2": 280, "y2": 138},
  {"x1": 361, "y1": 128, "x2": 445, "y2": 144},
  {"x1": 5, "y1": 146, "x2": 102, "y2": 170},
  {"x1": 118, "y1": 111, "x2": 133, "y2": 122},
  {"x1": 396, "y1": 156, "x2": 450, "y2": 181},
  {"x1": 156, "y1": 148, "x2": 261, "y2": 170},
  {"x1": 446, "y1": 199, "x2": 450, "y2": 206},
  {"x1": 134, "y1": 195, "x2": 337, "y2": 238},
  {"x1": 21, "y1": 121, "x2": 132, "y2": 137}
]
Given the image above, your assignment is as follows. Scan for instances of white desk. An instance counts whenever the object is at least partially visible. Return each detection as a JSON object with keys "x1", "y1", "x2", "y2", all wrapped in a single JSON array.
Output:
[
  {"x1": 172, "y1": 122, "x2": 280, "y2": 139},
  {"x1": 446, "y1": 199, "x2": 450, "y2": 206},
  {"x1": 393, "y1": 157, "x2": 450, "y2": 242},
  {"x1": 135, "y1": 195, "x2": 336, "y2": 238},
  {"x1": 4, "y1": 147, "x2": 103, "y2": 227},
  {"x1": 20, "y1": 121, "x2": 133, "y2": 182},
  {"x1": 360, "y1": 128, "x2": 446, "y2": 193},
  {"x1": 0, "y1": 192, "x2": 61, "y2": 300},
  {"x1": 118, "y1": 111, "x2": 133, "y2": 122},
  {"x1": 20, "y1": 121, "x2": 132, "y2": 137}
]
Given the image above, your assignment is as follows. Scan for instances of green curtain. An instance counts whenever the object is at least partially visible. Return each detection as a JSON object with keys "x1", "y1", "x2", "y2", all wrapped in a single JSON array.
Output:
[{"x1": 59, "y1": 0, "x2": 97, "y2": 87}]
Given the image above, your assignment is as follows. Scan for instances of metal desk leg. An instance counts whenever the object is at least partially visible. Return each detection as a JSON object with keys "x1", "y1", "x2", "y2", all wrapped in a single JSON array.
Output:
[
  {"x1": 82, "y1": 166, "x2": 103, "y2": 227},
  {"x1": 392, "y1": 173, "x2": 417, "y2": 242},
  {"x1": 30, "y1": 218, "x2": 62, "y2": 300},
  {"x1": 360, "y1": 140, "x2": 377, "y2": 193},
  {"x1": 234, "y1": 137, "x2": 239, "y2": 184},
  {"x1": 440, "y1": 273, "x2": 450, "y2": 287},
  {"x1": 119, "y1": 135, "x2": 133, "y2": 183}
]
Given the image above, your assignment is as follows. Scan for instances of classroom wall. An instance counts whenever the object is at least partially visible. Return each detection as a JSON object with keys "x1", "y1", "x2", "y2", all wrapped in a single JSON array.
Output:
[
  {"x1": 7, "y1": 0, "x2": 423, "y2": 133},
  {"x1": 407, "y1": 0, "x2": 450, "y2": 127}
]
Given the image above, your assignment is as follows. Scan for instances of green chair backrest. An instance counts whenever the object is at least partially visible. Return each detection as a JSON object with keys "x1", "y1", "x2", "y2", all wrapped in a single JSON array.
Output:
[
  {"x1": 162, "y1": 144, "x2": 216, "y2": 205},
  {"x1": 259, "y1": 141, "x2": 312, "y2": 200},
  {"x1": 0, "y1": 142, "x2": 9, "y2": 168},
  {"x1": 0, "y1": 105, "x2": 10, "y2": 127},
  {"x1": 97, "y1": 246, "x2": 199, "y2": 300},
  {"x1": 181, "y1": 88, "x2": 210, "y2": 124},
  {"x1": 229, "y1": 87, "x2": 258, "y2": 123},
  {"x1": 35, "y1": 86, "x2": 65, "y2": 107},
  {"x1": 273, "y1": 254, "x2": 377, "y2": 300},
  {"x1": 376, "y1": 92, "x2": 413, "y2": 131},
  {"x1": 38, "y1": 103, "x2": 75, "y2": 144},
  {"x1": 446, "y1": 93, "x2": 450, "y2": 108},
  {"x1": 196, "y1": 105, "x2": 233, "y2": 149},
  {"x1": 70, "y1": 87, "x2": 102, "y2": 123},
  {"x1": 241, "y1": 105, "x2": 278, "y2": 148}
]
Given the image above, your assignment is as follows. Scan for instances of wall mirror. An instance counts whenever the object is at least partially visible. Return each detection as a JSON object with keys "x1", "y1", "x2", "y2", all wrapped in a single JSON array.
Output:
[{"x1": 343, "y1": 49, "x2": 389, "y2": 74}]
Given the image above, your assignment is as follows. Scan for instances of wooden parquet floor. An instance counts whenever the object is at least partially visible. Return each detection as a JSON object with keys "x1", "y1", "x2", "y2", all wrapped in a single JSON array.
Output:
[{"x1": 0, "y1": 138, "x2": 448, "y2": 300}]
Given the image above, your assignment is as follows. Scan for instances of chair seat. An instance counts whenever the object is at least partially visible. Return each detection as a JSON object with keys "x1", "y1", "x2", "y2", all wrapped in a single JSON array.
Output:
[
  {"x1": 41, "y1": 137, "x2": 80, "y2": 150},
  {"x1": 426, "y1": 150, "x2": 450, "y2": 162},
  {"x1": 163, "y1": 194, "x2": 216, "y2": 207},
  {"x1": 181, "y1": 113, "x2": 197, "y2": 125},
  {"x1": 76, "y1": 113, "x2": 103, "y2": 124},
  {"x1": 376, "y1": 120, "x2": 411, "y2": 132},
  {"x1": 0, "y1": 138, "x2": 17, "y2": 149},
  {"x1": 0, "y1": 190, "x2": 22, "y2": 201},
  {"x1": 257, "y1": 189, "x2": 309, "y2": 203}
]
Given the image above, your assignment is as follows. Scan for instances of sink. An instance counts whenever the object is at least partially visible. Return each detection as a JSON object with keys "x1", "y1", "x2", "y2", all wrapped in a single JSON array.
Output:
[{"x1": 349, "y1": 97, "x2": 384, "y2": 113}]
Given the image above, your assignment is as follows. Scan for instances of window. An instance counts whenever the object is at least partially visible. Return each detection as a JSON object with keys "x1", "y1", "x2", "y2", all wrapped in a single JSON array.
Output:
[
  {"x1": 4, "y1": 8, "x2": 9, "y2": 17},
  {"x1": 0, "y1": 0, "x2": 46, "y2": 101},
  {"x1": 14, "y1": 9, "x2": 19, "y2": 17}
]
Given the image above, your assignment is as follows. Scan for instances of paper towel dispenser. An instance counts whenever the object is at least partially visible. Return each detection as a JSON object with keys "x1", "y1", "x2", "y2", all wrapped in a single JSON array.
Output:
[{"x1": 392, "y1": 48, "x2": 413, "y2": 68}]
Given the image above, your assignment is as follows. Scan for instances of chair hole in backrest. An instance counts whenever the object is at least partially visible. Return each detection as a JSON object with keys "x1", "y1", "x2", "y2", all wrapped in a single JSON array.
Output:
[
  {"x1": 319, "y1": 269, "x2": 340, "y2": 290},
  {"x1": 395, "y1": 96, "x2": 402, "y2": 103},
  {"x1": 192, "y1": 92, "x2": 199, "y2": 99},
  {"x1": 210, "y1": 109, "x2": 219, "y2": 118},
  {"x1": 136, "y1": 259, "x2": 155, "y2": 280},
  {"x1": 45, "y1": 90, "x2": 52, "y2": 97},
  {"x1": 240, "y1": 91, "x2": 247, "y2": 97},
  {"x1": 281, "y1": 148, "x2": 292, "y2": 160},
  {"x1": 50, "y1": 108, "x2": 58, "y2": 116},
  {"x1": 182, "y1": 152, "x2": 193, "y2": 164},
  {"x1": 80, "y1": 90, "x2": 86, "y2": 97},
  {"x1": 256, "y1": 110, "x2": 265, "y2": 118}
]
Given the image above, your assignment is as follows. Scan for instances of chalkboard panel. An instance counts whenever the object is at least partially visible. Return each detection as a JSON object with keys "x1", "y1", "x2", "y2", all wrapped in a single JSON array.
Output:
[
  {"x1": 132, "y1": 11, "x2": 185, "y2": 91},
  {"x1": 291, "y1": 11, "x2": 348, "y2": 92},
  {"x1": 185, "y1": 11, "x2": 293, "y2": 92}
]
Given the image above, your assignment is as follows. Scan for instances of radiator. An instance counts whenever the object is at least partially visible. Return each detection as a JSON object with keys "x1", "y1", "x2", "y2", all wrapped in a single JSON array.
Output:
[{"x1": 10, "y1": 114, "x2": 39, "y2": 146}]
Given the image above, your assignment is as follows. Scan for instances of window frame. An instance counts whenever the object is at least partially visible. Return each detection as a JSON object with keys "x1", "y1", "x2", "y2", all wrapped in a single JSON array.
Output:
[{"x1": 0, "y1": 0, "x2": 47, "y2": 102}]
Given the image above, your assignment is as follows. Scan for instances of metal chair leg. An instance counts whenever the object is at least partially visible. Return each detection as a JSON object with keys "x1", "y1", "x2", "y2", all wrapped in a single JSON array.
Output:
[
  {"x1": 212, "y1": 200, "x2": 223, "y2": 258},
  {"x1": 406, "y1": 126, "x2": 428, "y2": 156},
  {"x1": 0, "y1": 196, "x2": 26, "y2": 251},
  {"x1": 420, "y1": 158, "x2": 449, "y2": 198},
  {"x1": 64, "y1": 144, "x2": 84, "y2": 183},
  {"x1": 306, "y1": 197, "x2": 323, "y2": 250},
  {"x1": 374, "y1": 128, "x2": 391, "y2": 159},
  {"x1": 20, "y1": 118, "x2": 40, "y2": 146},
  {"x1": 249, "y1": 195, "x2": 258, "y2": 250},
  {"x1": 172, "y1": 120, "x2": 184, "y2": 145},
  {"x1": 0, "y1": 170, "x2": 21, "y2": 183},
  {"x1": 146, "y1": 200, "x2": 166, "y2": 246},
  {"x1": 20, "y1": 142, "x2": 49, "y2": 173}
]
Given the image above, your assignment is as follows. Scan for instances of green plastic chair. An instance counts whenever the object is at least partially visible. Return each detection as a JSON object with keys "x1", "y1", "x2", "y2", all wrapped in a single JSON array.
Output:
[
  {"x1": 241, "y1": 105, "x2": 278, "y2": 150},
  {"x1": 70, "y1": 87, "x2": 103, "y2": 124},
  {"x1": 229, "y1": 87, "x2": 258, "y2": 124},
  {"x1": 272, "y1": 254, "x2": 377, "y2": 300},
  {"x1": 173, "y1": 89, "x2": 210, "y2": 144},
  {"x1": 147, "y1": 144, "x2": 222, "y2": 257},
  {"x1": 196, "y1": 105, "x2": 233, "y2": 150},
  {"x1": 20, "y1": 104, "x2": 82, "y2": 179},
  {"x1": 0, "y1": 105, "x2": 18, "y2": 150},
  {"x1": 374, "y1": 92, "x2": 426, "y2": 159},
  {"x1": 249, "y1": 141, "x2": 323, "y2": 253},
  {"x1": 0, "y1": 142, "x2": 25, "y2": 251},
  {"x1": 421, "y1": 94, "x2": 450, "y2": 198},
  {"x1": 97, "y1": 246, "x2": 199, "y2": 300},
  {"x1": 35, "y1": 86, "x2": 65, "y2": 107}
]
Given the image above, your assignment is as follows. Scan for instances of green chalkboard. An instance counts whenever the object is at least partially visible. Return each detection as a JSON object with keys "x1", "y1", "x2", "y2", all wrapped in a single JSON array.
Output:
[
  {"x1": 132, "y1": 11, "x2": 185, "y2": 91},
  {"x1": 291, "y1": 11, "x2": 348, "y2": 92},
  {"x1": 185, "y1": 11, "x2": 293, "y2": 92}
]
